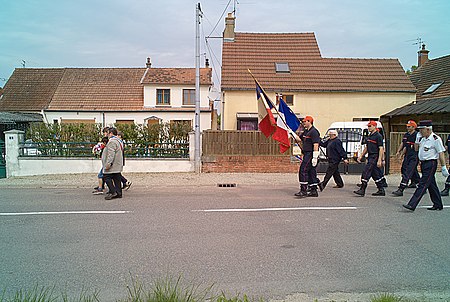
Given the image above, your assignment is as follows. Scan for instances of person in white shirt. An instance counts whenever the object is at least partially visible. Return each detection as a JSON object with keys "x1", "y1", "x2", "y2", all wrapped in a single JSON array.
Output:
[{"x1": 403, "y1": 120, "x2": 449, "y2": 211}]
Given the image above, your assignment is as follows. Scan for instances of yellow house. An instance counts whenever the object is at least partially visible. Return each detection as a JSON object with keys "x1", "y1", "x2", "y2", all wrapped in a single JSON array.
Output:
[{"x1": 221, "y1": 13, "x2": 416, "y2": 135}]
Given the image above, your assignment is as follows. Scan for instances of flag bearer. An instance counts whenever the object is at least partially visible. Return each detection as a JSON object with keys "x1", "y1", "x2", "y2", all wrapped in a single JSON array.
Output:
[
  {"x1": 403, "y1": 120, "x2": 449, "y2": 211},
  {"x1": 294, "y1": 116, "x2": 321, "y2": 197},
  {"x1": 392, "y1": 120, "x2": 420, "y2": 196},
  {"x1": 354, "y1": 120, "x2": 387, "y2": 197},
  {"x1": 440, "y1": 133, "x2": 450, "y2": 196}
]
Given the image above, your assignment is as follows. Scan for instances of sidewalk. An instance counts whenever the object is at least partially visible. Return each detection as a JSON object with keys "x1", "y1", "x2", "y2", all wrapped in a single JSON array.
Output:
[{"x1": 2, "y1": 172, "x2": 443, "y2": 189}]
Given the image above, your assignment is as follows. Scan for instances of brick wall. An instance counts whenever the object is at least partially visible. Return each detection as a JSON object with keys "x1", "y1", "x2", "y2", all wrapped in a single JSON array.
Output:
[{"x1": 202, "y1": 155, "x2": 299, "y2": 173}]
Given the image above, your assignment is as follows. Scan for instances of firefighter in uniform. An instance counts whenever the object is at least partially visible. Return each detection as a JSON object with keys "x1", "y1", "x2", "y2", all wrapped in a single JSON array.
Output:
[
  {"x1": 392, "y1": 120, "x2": 420, "y2": 196},
  {"x1": 440, "y1": 133, "x2": 450, "y2": 196},
  {"x1": 318, "y1": 129, "x2": 349, "y2": 190},
  {"x1": 354, "y1": 120, "x2": 387, "y2": 197},
  {"x1": 403, "y1": 120, "x2": 449, "y2": 211},
  {"x1": 294, "y1": 116, "x2": 321, "y2": 197}
]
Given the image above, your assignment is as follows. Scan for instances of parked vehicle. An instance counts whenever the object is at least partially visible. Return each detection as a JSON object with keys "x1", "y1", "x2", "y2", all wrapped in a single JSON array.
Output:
[{"x1": 319, "y1": 121, "x2": 384, "y2": 161}]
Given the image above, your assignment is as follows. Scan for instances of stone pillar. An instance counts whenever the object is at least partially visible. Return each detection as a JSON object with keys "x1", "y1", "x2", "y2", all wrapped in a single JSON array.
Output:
[{"x1": 4, "y1": 129, "x2": 25, "y2": 178}]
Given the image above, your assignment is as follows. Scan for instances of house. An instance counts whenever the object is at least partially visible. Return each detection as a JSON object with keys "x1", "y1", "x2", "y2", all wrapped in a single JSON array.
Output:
[
  {"x1": 382, "y1": 45, "x2": 450, "y2": 133},
  {"x1": 0, "y1": 59, "x2": 213, "y2": 131},
  {"x1": 221, "y1": 13, "x2": 416, "y2": 135}
]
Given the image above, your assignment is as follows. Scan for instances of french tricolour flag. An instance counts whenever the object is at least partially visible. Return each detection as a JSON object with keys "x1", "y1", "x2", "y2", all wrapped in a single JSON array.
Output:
[
  {"x1": 272, "y1": 97, "x2": 291, "y2": 153},
  {"x1": 256, "y1": 82, "x2": 277, "y2": 137}
]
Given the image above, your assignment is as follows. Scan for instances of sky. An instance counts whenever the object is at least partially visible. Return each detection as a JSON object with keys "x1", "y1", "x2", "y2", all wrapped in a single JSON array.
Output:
[{"x1": 1, "y1": 0, "x2": 449, "y2": 89}]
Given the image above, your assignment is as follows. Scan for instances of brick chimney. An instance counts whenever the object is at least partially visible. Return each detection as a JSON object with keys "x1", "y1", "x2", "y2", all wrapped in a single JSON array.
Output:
[
  {"x1": 223, "y1": 12, "x2": 235, "y2": 42},
  {"x1": 146, "y1": 57, "x2": 152, "y2": 68},
  {"x1": 418, "y1": 44, "x2": 429, "y2": 67}
]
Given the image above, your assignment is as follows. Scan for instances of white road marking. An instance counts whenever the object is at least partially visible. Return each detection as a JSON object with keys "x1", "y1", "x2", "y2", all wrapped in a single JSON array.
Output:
[
  {"x1": 0, "y1": 211, "x2": 131, "y2": 216},
  {"x1": 193, "y1": 206, "x2": 358, "y2": 213},
  {"x1": 417, "y1": 205, "x2": 450, "y2": 209}
]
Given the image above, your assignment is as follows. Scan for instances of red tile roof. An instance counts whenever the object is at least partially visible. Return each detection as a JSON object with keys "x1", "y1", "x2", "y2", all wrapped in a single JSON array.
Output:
[
  {"x1": 48, "y1": 68, "x2": 146, "y2": 111},
  {"x1": 222, "y1": 32, "x2": 416, "y2": 92},
  {"x1": 409, "y1": 54, "x2": 450, "y2": 101},
  {"x1": 141, "y1": 68, "x2": 212, "y2": 85},
  {"x1": 0, "y1": 68, "x2": 64, "y2": 111}
]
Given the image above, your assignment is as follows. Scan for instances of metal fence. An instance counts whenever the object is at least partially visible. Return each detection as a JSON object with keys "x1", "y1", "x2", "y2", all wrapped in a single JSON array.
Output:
[
  {"x1": 202, "y1": 130, "x2": 286, "y2": 156},
  {"x1": 19, "y1": 141, "x2": 189, "y2": 158},
  {"x1": 389, "y1": 132, "x2": 450, "y2": 154}
]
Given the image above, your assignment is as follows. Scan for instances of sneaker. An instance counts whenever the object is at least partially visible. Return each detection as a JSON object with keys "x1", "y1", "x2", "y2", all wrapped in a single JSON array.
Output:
[
  {"x1": 122, "y1": 181, "x2": 132, "y2": 191},
  {"x1": 105, "y1": 192, "x2": 118, "y2": 200},
  {"x1": 92, "y1": 188, "x2": 103, "y2": 195}
]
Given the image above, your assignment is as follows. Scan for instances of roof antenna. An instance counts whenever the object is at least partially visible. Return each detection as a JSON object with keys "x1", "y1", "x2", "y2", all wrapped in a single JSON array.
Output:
[
  {"x1": 21, "y1": 60, "x2": 26, "y2": 68},
  {"x1": 413, "y1": 37, "x2": 425, "y2": 50}
]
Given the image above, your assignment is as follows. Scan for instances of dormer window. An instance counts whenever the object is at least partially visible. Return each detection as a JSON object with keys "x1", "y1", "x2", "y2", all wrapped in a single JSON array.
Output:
[
  {"x1": 423, "y1": 82, "x2": 443, "y2": 94},
  {"x1": 275, "y1": 63, "x2": 290, "y2": 73}
]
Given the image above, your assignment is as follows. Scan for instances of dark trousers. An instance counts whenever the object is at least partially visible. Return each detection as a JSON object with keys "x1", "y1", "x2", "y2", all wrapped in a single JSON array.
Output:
[
  {"x1": 361, "y1": 154, "x2": 386, "y2": 189},
  {"x1": 104, "y1": 173, "x2": 123, "y2": 196},
  {"x1": 399, "y1": 155, "x2": 420, "y2": 188},
  {"x1": 407, "y1": 160, "x2": 442, "y2": 210},
  {"x1": 322, "y1": 162, "x2": 344, "y2": 188},
  {"x1": 299, "y1": 152, "x2": 319, "y2": 192},
  {"x1": 445, "y1": 175, "x2": 450, "y2": 189}
]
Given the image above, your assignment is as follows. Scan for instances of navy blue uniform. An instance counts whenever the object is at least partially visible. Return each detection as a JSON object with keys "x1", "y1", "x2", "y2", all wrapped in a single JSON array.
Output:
[
  {"x1": 399, "y1": 131, "x2": 420, "y2": 188},
  {"x1": 361, "y1": 131, "x2": 386, "y2": 189},
  {"x1": 299, "y1": 126, "x2": 320, "y2": 192},
  {"x1": 320, "y1": 137, "x2": 347, "y2": 188}
]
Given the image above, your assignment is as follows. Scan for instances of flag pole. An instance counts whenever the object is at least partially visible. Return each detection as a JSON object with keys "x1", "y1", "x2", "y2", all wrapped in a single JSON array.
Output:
[{"x1": 248, "y1": 69, "x2": 303, "y2": 147}]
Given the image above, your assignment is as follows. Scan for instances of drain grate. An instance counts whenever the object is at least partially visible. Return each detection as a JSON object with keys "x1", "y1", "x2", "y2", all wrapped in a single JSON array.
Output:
[{"x1": 217, "y1": 183, "x2": 237, "y2": 188}]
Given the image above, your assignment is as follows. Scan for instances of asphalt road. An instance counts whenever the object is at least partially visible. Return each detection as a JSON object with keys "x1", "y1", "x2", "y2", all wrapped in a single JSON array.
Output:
[{"x1": 0, "y1": 179, "x2": 449, "y2": 301}]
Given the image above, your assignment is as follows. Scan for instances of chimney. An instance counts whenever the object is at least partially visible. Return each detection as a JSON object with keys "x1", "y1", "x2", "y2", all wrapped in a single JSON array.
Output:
[
  {"x1": 417, "y1": 44, "x2": 429, "y2": 67},
  {"x1": 223, "y1": 12, "x2": 235, "y2": 42},
  {"x1": 205, "y1": 58, "x2": 209, "y2": 68},
  {"x1": 146, "y1": 57, "x2": 152, "y2": 68}
]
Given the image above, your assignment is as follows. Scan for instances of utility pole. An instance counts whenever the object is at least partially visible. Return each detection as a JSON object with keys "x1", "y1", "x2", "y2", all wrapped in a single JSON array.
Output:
[{"x1": 195, "y1": 3, "x2": 202, "y2": 173}]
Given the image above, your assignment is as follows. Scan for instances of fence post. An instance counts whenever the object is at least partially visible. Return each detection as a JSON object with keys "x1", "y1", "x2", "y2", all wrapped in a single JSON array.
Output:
[
  {"x1": 189, "y1": 131, "x2": 196, "y2": 162},
  {"x1": 4, "y1": 129, "x2": 25, "y2": 178}
]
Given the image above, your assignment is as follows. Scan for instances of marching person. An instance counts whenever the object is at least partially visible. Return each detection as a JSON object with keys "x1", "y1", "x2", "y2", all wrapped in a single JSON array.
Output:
[
  {"x1": 354, "y1": 120, "x2": 387, "y2": 197},
  {"x1": 392, "y1": 120, "x2": 420, "y2": 196},
  {"x1": 102, "y1": 127, "x2": 124, "y2": 200},
  {"x1": 403, "y1": 120, "x2": 449, "y2": 211},
  {"x1": 318, "y1": 129, "x2": 349, "y2": 191},
  {"x1": 440, "y1": 133, "x2": 450, "y2": 196},
  {"x1": 294, "y1": 116, "x2": 321, "y2": 197}
]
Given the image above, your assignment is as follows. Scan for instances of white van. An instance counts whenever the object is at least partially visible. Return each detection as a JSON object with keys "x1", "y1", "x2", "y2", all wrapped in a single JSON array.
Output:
[{"x1": 320, "y1": 121, "x2": 384, "y2": 160}]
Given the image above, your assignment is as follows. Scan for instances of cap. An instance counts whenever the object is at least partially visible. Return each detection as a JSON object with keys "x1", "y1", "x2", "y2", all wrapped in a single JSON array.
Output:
[
  {"x1": 328, "y1": 130, "x2": 338, "y2": 135},
  {"x1": 406, "y1": 120, "x2": 417, "y2": 128},
  {"x1": 416, "y1": 120, "x2": 432, "y2": 129},
  {"x1": 367, "y1": 120, "x2": 377, "y2": 127},
  {"x1": 303, "y1": 116, "x2": 314, "y2": 123}
]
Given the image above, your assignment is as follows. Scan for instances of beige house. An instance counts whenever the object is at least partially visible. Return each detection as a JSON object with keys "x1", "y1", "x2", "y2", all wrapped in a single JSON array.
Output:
[{"x1": 221, "y1": 13, "x2": 416, "y2": 135}]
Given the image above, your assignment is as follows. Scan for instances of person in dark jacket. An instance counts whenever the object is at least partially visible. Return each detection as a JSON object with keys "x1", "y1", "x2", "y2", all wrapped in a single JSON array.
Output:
[
  {"x1": 318, "y1": 130, "x2": 349, "y2": 191},
  {"x1": 440, "y1": 133, "x2": 450, "y2": 196}
]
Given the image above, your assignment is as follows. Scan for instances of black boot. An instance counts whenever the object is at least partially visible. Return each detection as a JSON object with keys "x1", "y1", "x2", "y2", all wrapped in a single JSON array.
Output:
[
  {"x1": 294, "y1": 190, "x2": 308, "y2": 197},
  {"x1": 407, "y1": 182, "x2": 418, "y2": 188},
  {"x1": 440, "y1": 187, "x2": 449, "y2": 196},
  {"x1": 318, "y1": 182, "x2": 324, "y2": 192},
  {"x1": 307, "y1": 189, "x2": 319, "y2": 197},
  {"x1": 392, "y1": 187, "x2": 404, "y2": 197},
  {"x1": 354, "y1": 183, "x2": 367, "y2": 196},
  {"x1": 372, "y1": 188, "x2": 385, "y2": 196}
]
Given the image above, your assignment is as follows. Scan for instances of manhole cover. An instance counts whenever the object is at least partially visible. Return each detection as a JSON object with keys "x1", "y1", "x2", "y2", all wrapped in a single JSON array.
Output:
[{"x1": 217, "y1": 183, "x2": 237, "y2": 187}]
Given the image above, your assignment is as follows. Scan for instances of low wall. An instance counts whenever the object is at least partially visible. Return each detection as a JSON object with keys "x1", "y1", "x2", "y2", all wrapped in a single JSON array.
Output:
[
  {"x1": 202, "y1": 155, "x2": 299, "y2": 173},
  {"x1": 11, "y1": 158, "x2": 193, "y2": 177}
]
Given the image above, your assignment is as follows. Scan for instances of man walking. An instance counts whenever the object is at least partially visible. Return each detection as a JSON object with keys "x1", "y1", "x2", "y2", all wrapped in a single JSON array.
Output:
[
  {"x1": 295, "y1": 116, "x2": 321, "y2": 197},
  {"x1": 403, "y1": 120, "x2": 449, "y2": 211},
  {"x1": 354, "y1": 120, "x2": 387, "y2": 197},
  {"x1": 440, "y1": 133, "x2": 450, "y2": 196},
  {"x1": 392, "y1": 120, "x2": 420, "y2": 196},
  {"x1": 102, "y1": 127, "x2": 124, "y2": 200},
  {"x1": 318, "y1": 129, "x2": 349, "y2": 191}
]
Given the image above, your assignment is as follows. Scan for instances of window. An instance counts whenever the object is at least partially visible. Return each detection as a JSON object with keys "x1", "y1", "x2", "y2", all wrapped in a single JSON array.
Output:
[
  {"x1": 423, "y1": 82, "x2": 444, "y2": 94},
  {"x1": 157, "y1": 89, "x2": 170, "y2": 105},
  {"x1": 282, "y1": 94, "x2": 294, "y2": 105},
  {"x1": 237, "y1": 119, "x2": 258, "y2": 130},
  {"x1": 115, "y1": 120, "x2": 134, "y2": 125},
  {"x1": 275, "y1": 62, "x2": 290, "y2": 73},
  {"x1": 183, "y1": 89, "x2": 196, "y2": 105}
]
